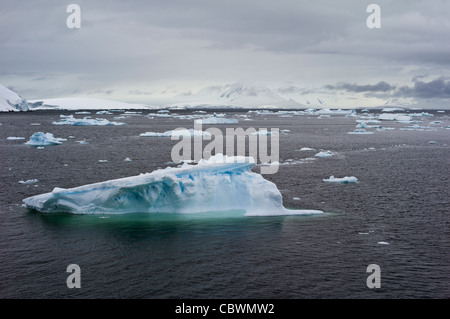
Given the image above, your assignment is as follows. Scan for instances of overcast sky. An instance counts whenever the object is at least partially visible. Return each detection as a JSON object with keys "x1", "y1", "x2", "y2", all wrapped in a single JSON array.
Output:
[{"x1": 1, "y1": 0, "x2": 450, "y2": 107}]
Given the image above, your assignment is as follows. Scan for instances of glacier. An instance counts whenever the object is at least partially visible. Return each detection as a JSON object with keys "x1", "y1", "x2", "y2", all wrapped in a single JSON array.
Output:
[{"x1": 22, "y1": 154, "x2": 323, "y2": 216}]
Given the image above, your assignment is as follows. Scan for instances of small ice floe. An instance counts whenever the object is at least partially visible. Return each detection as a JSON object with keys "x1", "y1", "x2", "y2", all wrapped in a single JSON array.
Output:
[
  {"x1": 98, "y1": 160, "x2": 108, "y2": 163},
  {"x1": 347, "y1": 129, "x2": 374, "y2": 135},
  {"x1": 378, "y1": 113, "x2": 412, "y2": 122},
  {"x1": 96, "y1": 111, "x2": 113, "y2": 115},
  {"x1": 358, "y1": 232, "x2": 370, "y2": 235},
  {"x1": 7, "y1": 137, "x2": 25, "y2": 140},
  {"x1": 293, "y1": 197, "x2": 301, "y2": 201},
  {"x1": 299, "y1": 147, "x2": 316, "y2": 151},
  {"x1": 140, "y1": 129, "x2": 211, "y2": 137},
  {"x1": 18, "y1": 179, "x2": 39, "y2": 184},
  {"x1": 68, "y1": 136, "x2": 75, "y2": 139},
  {"x1": 30, "y1": 123, "x2": 41, "y2": 126},
  {"x1": 76, "y1": 140, "x2": 89, "y2": 144},
  {"x1": 323, "y1": 176, "x2": 358, "y2": 183},
  {"x1": 377, "y1": 241, "x2": 390, "y2": 245},
  {"x1": 37, "y1": 146, "x2": 45, "y2": 149},
  {"x1": 376, "y1": 127, "x2": 396, "y2": 132},
  {"x1": 52, "y1": 115, "x2": 125, "y2": 126},
  {"x1": 250, "y1": 129, "x2": 278, "y2": 136},
  {"x1": 75, "y1": 111, "x2": 91, "y2": 115},
  {"x1": 315, "y1": 151, "x2": 334, "y2": 158},
  {"x1": 124, "y1": 157, "x2": 132, "y2": 162},
  {"x1": 429, "y1": 121, "x2": 442, "y2": 125},
  {"x1": 25, "y1": 132, "x2": 66, "y2": 146},
  {"x1": 195, "y1": 116, "x2": 238, "y2": 124},
  {"x1": 428, "y1": 141, "x2": 438, "y2": 144}
]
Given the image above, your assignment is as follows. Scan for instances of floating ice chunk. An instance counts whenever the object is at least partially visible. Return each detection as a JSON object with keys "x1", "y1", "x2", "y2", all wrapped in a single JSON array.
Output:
[
  {"x1": 124, "y1": 157, "x2": 132, "y2": 162},
  {"x1": 382, "y1": 107, "x2": 404, "y2": 112},
  {"x1": 22, "y1": 153, "x2": 324, "y2": 216},
  {"x1": 428, "y1": 141, "x2": 438, "y2": 144},
  {"x1": 410, "y1": 112, "x2": 433, "y2": 117},
  {"x1": 347, "y1": 129, "x2": 374, "y2": 135},
  {"x1": 96, "y1": 111, "x2": 113, "y2": 115},
  {"x1": 377, "y1": 241, "x2": 390, "y2": 245},
  {"x1": 98, "y1": 160, "x2": 108, "y2": 163},
  {"x1": 315, "y1": 151, "x2": 334, "y2": 158},
  {"x1": 7, "y1": 136, "x2": 25, "y2": 140},
  {"x1": 299, "y1": 147, "x2": 316, "y2": 151},
  {"x1": 378, "y1": 113, "x2": 412, "y2": 122},
  {"x1": 76, "y1": 140, "x2": 89, "y2": 144},
  {"x1": 293, "y1": 197, "x2": 301, "y2": 201},
  {"x1": 323, "y1": 176, "x2": 358, "y2": 183},
  {"x1": 140, "y1": 129, "x2": 211, "y2": 137},
  {"x1": 25, "y1": 132, "x2": 65, "y2": 146},
  {"x1": 75, "y1": 111, "x2": 91, "y2": 115},
  {"x1": 52, "y1": 115, "x2": 126, "y2": 126},
  {"x1": 30, "y1": 123, "x2": 41, "y2": 126},
  {"x1": 250, "y1": 129, "x2": 278, "y2": 136},
  {"x1": 376, "y1": 127, "x2": 395, "y2": 131},
  {"x1": 19, "y1": 179, "x2": 39, "y2": 184},
  {"x1": 195, "y1": 117, "x2": 238, "y2": 124}
]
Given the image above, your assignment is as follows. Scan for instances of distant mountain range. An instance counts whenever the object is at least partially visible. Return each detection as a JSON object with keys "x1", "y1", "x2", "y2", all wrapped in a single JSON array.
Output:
[{"x1": 1, "y1": 83, "x2": 448, "y2": 111}]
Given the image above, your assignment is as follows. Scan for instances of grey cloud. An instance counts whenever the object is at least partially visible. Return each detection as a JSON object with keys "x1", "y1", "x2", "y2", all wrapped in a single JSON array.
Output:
[
  {"x1": 325, "y1": 81, "x2": 396, "y2": 93},
  {"x1": 396, "y1": 77, "x2": 450, "y2": 99}
]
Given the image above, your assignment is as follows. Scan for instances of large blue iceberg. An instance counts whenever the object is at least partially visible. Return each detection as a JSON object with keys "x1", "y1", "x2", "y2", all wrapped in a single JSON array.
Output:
[{"x1": 22, "y1": 154, "x2": 323, "y2": 216}]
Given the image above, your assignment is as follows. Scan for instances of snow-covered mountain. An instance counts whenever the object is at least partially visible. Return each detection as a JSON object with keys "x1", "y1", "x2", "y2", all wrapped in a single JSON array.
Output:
[
  {"x1": 27, "y1": 97, "x2": 154, "y2": 111},
  {"x1": 168, "y1": 83, "x2": 305, "y2": 109},
  {"x1": 0, "y1": 84, "x2": 29, "y2": 111}
]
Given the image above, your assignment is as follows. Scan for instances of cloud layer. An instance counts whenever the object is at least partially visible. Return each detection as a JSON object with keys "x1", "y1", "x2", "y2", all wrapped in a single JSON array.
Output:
[{"x1": 1, "y1": 0, "x2": 450, "y2": 107}]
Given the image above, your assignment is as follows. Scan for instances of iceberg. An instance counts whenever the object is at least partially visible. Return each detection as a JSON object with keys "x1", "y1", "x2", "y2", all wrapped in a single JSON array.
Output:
[
  {"x1": 139, "y1": 129, "x2": 212, "y2": 137},
  {"x1": 22, "y1": 154, "x2": 323, "y2": 217},
  {"x1": 19, "y1": 179, "x2": 39, "y2": 184},
  {"x1": 195, "y1": 116, "x2": 238, "y2": 124},
  {"x1": 7, "y1": 136, "x2": 26, "y2": 140},
  {"x1": 250, "y1": 129, "x2": 277, "y2": 136},
  {"x1": 314, "y1": 151, "x2": 334, "y2": 158},
  {"x1": 299, "y1": 147, "x2": 316, "y2": 151},
  {"x1": 347, "y1": 129, "x2": 374, "y2": 135},
  {"x1": 52, "y1": 115, "x2": 126, "y2": 126},
  {"x1": 323, "y1": 176, "x2": 358, "y2": 183},
  {"x1": 25, "y1": 132, "x2": 66, "y2": 146}
]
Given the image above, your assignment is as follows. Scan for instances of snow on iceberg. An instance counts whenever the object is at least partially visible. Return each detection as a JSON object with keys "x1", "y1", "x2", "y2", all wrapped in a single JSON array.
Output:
[
  {"x1": 52, "y1": 115, "x2": 126, "y2": 126},
  {"x1": 323, "y1": 176, "x2": 358, "y2": 183},
  {"x1": 25, "y1": 132, "x2": 66, "y2": 146},
  {"x1": 139, "y1": 129, "x2": 211, "y2": 138},
  {"x1": 22, "y1": 154, "x2": 323, "y2": 216}
]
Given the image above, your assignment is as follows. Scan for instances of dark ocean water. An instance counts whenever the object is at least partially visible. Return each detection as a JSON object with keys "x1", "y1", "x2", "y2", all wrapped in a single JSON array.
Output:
[{"x1": 0, "y1": 110, "x2": 449, "y2": 299}]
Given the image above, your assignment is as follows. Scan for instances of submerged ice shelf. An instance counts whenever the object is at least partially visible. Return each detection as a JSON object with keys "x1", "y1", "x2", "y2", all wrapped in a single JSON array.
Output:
[{"x1": 22, "y1": 154, "x2": 323, "y2": 216}]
